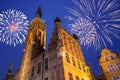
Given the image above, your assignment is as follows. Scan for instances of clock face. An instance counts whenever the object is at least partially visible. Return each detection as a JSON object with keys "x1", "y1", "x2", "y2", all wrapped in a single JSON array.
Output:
[{"x1": 38, "y1": 24, "x2": 44, "y2": 28}]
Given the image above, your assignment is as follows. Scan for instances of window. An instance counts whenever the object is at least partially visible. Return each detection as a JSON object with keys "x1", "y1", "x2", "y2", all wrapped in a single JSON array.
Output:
[
  {"x1": 76, "y1": 76, "x2": 79, "y2": 80},
  {"x1": 83, "y1": 66, "x2": 86, "y2": 72},
  {"x1": 31, "y1": 67, "x2": 34, "y2": 78},
  {"x1": 81, "y1": 78, "x2": 84, "y2": 80},
  {"x1": 72, "y1": 57, "x2": 76, "y2": 66},
  {"x1": 45, "y1": 58, "x2": 48, "y2": 70},
  {"x1": 110, "y1": 55, "x2": 114, "y2": 59},
  {"x1": 116, "y1": 62, "x2": 120, "y2": 70},
  {"x1": 66, "y1": 53, "x2": 70, "y2": 63},
  {"x1": 44, "y1": 77, "x2": 48, "y2": 80},
  {"x1": 78, "y1": 61, "x2": 81, "y2": 69},
  {"x1": 37, "y1": 62, "x2": 41, "y2": 74},
  {"x1": 112, "y1": 76, "x2": 120, "y2": 80},
  {"x1": 104, "y1": 57, "x2": 108, "y2": 61},
  {"x1": 107, "y1": 64, "x2": 115, "y2": 72},
  {"x1": 69, "y1": 72, "x2": 73, "y2": 80},
  {"x1": 38, "y1": 31, "x2": 41, "y2": 38}
]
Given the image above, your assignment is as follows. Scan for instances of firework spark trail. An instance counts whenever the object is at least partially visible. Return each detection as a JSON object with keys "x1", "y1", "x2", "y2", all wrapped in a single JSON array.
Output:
[
  {"x1": 69, "y1": 18, "x2": 97, "y2": 47},
  {"x1": 66, "y1": 0, "x2": 120, "y2": 50},
  {"x1": 0, "y1": 9, "x2": 29, "y2": 46}
]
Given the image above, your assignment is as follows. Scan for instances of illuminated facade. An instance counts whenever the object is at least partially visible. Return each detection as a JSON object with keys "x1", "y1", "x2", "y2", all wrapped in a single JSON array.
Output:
[
  {"x1": 99, "y1": 48, "x2": 120, "y2": 80},
  {"x1": 6, "y1": 7, "x2": 92, "y2": 80}
]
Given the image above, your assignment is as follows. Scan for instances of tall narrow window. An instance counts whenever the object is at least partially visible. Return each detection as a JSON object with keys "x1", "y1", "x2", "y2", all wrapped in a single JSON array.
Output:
[
  {"x1": 110, "y1": 55, "x2": 114, "y2": 59},
  {"x1": 104, "y1": 57, "x2": 108, "y2": 61},
  {"x1": 66, "y1": 53, "x2": 70, "y2": 63},
  {"x1": 72, "y1": 57, "x2": 76, "y2": 66},
  {"x1": 78, "y1": 61, "x2": 81, "y2": 69},
  {"x1": 83, "y1": 66, "x2": 86, "y2": 72},
  {"x1": 116, "y1": 62, "x2": 120, "y2": 70},
  {"x1": 107, "y1": 64, "x2": 115, "y2": 72},
  {"x1": 45, "y1": 58, "x2": 48, "y2": 70},
  {"x1": 31, "y1": 66, "x2": 34, "y2": 78},
  {"x1": 69, "y1": 72, "x2": 73, "y2": 80},
  {"x1": 37, "y1": 62, "x2": 41, "y2": 74},
  {"x1": 76, "y1": 76, "x2": 79, "y2": 80},
  {"x1": 38, "y1": 31, "x2": 41, "y2": 38}
]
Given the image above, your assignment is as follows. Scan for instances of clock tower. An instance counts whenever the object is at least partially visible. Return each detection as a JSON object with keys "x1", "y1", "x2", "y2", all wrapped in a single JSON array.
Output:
[{"x1": 19, "y1": 7, "x2": 46, "y2": 80}]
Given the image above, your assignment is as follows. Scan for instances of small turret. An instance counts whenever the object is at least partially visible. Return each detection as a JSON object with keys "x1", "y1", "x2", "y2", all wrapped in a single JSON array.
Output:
[
  {"x1": 54, "y1": 17, "x2": 62, "y2": 27},
  {"x1": 54, "y1": 17, "x2": 61, "y2": 23}
]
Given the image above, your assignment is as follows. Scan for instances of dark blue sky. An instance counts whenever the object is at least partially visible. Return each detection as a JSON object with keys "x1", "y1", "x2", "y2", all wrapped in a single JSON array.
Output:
[{"x1": 0, "y1": 0, "x2": 120, "y2": 79}]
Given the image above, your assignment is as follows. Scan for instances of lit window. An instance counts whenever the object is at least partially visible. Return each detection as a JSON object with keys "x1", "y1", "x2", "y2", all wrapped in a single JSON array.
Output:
[
  {"x1": 65, "y1": 53, "x2": 70, "y2": 63},
  {"x1": 81, "y1": 78, "x2": 84, "y2": 80},
  {"x1": 104, "y1": 57, "x2": 108, "y2": 61},
  {"x1": 116, "y1": 62, "x2": 120, "y2": 70},
  {"x1": 72, "y1": 57, "x2": 76, "y2": 66},
  {"x1": 69, "y1": 72, "x2": 73, "y2": 80},
  {"x1": 112, "y1": 75, "x2": 120, "y2": 80},
  {"x1": 37, "y1": 62, "x2": 41, "y2": 74},
  {"x1": 76, "y1": 76, "x2": 79, "y2": 80},
  {"x1": 44, "y1": 77, "x2": 48, "y2": 80},
  {"x1": 77, "y1": 61, "x2": 81, "y2": 69},
  {"x1": 82, "y1": 66, "x2": 86, "y2": 72},
  {"x1": 38, "y1": 31, "x2": 41, "y2": 38},
  {"x1": 31, "y1": 66, "x2": 34, "y2": 78},
  {"x1": 110, "y1": 55, "x2": 114, "y2": 59},
  {"x1": 45, "y1": 58, "x2": 48, "y2": 70},
  {"x1": 107, "y1": 64, "x2": 115, "y2": 72}
]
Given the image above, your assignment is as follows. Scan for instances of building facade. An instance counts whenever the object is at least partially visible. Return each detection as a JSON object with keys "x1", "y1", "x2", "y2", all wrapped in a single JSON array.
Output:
[
  {"x1": 99, "y1": 48, "x2": 120, "y2": 80},
  {"x1": 6, "y1": 8, "x2": 92, "y2": 80}
]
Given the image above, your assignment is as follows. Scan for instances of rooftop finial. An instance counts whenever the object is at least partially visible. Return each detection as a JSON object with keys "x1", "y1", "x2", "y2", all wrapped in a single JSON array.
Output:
[
  {"x1": 35, "y1": 7, "x2": 42, "y2": 18},
  {"x1": 54, "y1": 17, "x2": 61, "y2": 23}
]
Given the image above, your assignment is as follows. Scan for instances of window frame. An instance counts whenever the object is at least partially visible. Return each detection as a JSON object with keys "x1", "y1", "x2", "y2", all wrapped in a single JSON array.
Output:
[
  {"x1": 45, "y1": 58, "x2": 48, "y2": 71},
  {"x1": 31, "y1": 66, "x2": 34, "y2": 78},
  {"x1": 107, "y1": 64, "x2": 115, "y2": 72},
  {"x1": 37, "y1": 62, "x2": 41, "y2": 74},
  {"x1": 116, "y1": 62, "x2": 120, "y2": 70},
  {"x1": 69, "y1": 72, "x2": 73, "y2": 80}
]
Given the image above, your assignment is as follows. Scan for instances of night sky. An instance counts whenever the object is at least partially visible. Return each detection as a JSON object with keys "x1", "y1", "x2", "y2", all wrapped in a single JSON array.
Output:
[{"x1": 0, "y1": 0, "x2": 120, "y2": 79}]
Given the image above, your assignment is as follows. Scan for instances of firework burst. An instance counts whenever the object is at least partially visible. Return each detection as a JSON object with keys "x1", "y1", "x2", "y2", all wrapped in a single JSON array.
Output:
[
  {"x1": 66, "y1": 0, "x2": 120, "y2": 50},
  {"x1": 0, "y1": 9, "x2": 29, "y2": 46},
  {"x1": 69, "y1": 18, "x2": 97, "y2": 47}
]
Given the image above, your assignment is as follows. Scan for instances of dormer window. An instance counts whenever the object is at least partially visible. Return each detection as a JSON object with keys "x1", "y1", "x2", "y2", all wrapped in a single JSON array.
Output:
[
  {"x1": 104, "y1": 57, "x2": 108, "y2": 61},
  {"x1": 110, "y1": 55, "x2": 114, "y2": 59}
]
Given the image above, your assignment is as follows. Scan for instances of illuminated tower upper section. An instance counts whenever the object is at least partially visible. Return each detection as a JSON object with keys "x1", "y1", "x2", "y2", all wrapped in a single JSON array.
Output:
[
  {"x1": 48, "y1": 17, "x2": 85, "y2": 63},
  {"x1": 26, "y1": 7, "x2": 46, "y2": 47},
  {"x1": 19, "y1": 7, "x2": 46, "y2": 80}
]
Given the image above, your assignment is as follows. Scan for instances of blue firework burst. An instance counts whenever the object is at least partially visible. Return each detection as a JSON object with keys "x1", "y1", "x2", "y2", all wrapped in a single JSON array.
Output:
[
  {"x1": 66, "y1": 0, "x2": 120, "y2": 50},
  {"x1": 0, "y1": 9, "x2": 29, "y2": 46}
]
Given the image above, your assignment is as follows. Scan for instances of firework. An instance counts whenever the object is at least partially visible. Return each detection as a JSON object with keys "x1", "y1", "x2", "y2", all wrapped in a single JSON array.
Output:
[
  {"x1": 66, "y1": 0, "x2": 120, "y2": 50},
  {"x1": 69, "y1": 18, "x2": 96, "y2": 47},
  {"x1": 0, "y1": 9, "x2": 29, "y2": 46}
]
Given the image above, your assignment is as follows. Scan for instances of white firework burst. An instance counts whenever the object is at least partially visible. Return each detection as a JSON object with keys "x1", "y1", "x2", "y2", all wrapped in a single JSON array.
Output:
[
  {"x1": 69, "y1": 18, "x2": 96, "y2": 47},
  {"x1": 66, "y1": 0, "x2": 120, "y2": 50},
  {"x1": 0, "y1": 9, "x2": 29, "y2": 46}
]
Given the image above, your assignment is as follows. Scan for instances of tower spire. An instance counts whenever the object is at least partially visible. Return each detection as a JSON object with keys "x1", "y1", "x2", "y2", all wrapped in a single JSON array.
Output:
[{"x1": 35, "y1": 7, "x2": 42, "y2": 18}]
